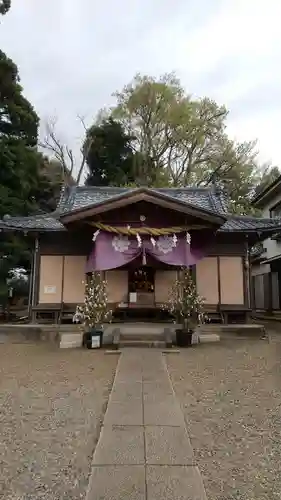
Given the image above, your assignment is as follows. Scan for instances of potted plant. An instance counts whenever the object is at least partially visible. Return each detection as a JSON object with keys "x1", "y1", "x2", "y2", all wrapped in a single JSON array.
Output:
[
  {"x1": 164, "y1": 267, "x2": 206, "y2": 347},
  {"x1": 73, "y1": 271, "x2": 112, "y2": 349}
]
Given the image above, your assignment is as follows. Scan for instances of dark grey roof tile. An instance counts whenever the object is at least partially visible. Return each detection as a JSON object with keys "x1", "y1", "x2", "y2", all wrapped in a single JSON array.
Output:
[
  {"x1": 57, "y1": 185, "x2": 229, "y2": 215},
  {"x1": 220, "y1": 215, "x2": 281, "y2": 232},
  {"x1": 0, "y1": 215, "x2": 65, "y2": 231},
  {"x1": 57, "y1": 186, "x2": 131, "y2": 213}
]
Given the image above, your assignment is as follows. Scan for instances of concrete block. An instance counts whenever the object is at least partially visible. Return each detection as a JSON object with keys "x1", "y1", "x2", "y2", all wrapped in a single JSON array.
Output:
[
  {"x1": 103, "y1": 399, "x2": 143, "y2": 426},
  {"x1": 144, "y1": 394, "x2": 184, "y2": 426},
  {"x1": 143, "y1": 380, "x2": 174, "y2": 396},
  {"x1": 199, "y1": 333, "x2": 220, "y2": 343},
  {"x1": 145, "y1": 426, "x2": 194, "y2": 465},
  {"x1": 93, "y1": 425, "x2": 145, "y2": 465},
  {"x1": 87, "y1": 466, "x2": 145, "y2": 500},
  {"x1": 60, "y1": 333, "x2": 83, "y2": 348},
  {"x1": 146, "y1": 465, "x2": 207, "y2": 500},
  {"x1": 110, "y1": 380, "x2": 142, "y2": 402}
]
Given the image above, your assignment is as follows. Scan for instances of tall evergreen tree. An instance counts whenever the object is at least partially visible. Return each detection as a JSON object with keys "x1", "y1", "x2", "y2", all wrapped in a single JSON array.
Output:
[
  {"x1": 0, "y1": 50, "x2": 62, "y2": 308},
  {"x1": 0, "y1": 0, "x2": 11, "y2": 15},
  {"x1": 85, "y1": 118, "x2": 136, "y2": 186}
]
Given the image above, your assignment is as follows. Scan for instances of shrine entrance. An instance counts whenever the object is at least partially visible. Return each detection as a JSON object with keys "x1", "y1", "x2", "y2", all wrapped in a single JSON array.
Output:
[
  {"x1": 128, "y1": 266, "x2": 155, "y2": 296},
  {"x1": 128, "y1": 266, "x2": 155, "y2": 308},
  {"x1": 113, "y1": 264, "x2": 171, "y2": 322}
]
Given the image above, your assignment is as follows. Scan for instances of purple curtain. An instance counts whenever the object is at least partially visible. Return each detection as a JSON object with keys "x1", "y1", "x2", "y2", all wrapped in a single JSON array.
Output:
[{"x1": 86, "y1": 230, "x2": 214, "y2": 272}]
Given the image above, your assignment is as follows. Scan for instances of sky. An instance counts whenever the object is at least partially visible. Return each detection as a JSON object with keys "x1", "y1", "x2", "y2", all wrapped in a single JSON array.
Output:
[{"x1": 1, "y1": 0, "x2": 281, "y2": 172}]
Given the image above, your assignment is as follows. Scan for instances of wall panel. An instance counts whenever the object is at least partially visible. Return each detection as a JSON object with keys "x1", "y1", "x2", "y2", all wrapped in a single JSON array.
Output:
[
  {"x1": 219, "y1": 256, "x2": 244, "y2": 304},
  {"x1": 39, "y1": 255, "x2": 63, "y2": 303},
  {"x1": 63, "y1": 256, "x2": 86, "y2": 303},
  {"x1": 196, "y1": 257, "x2": 219, "y2": 304}
]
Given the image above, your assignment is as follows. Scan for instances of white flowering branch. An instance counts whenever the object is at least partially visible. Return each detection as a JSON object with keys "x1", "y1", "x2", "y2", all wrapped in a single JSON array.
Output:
[
  {"x1": 73, "y1": 271, "x2": 112, "y2": 328},
  {"x1": 163, "y1": 266, "x2": 206, "y2": 326}
]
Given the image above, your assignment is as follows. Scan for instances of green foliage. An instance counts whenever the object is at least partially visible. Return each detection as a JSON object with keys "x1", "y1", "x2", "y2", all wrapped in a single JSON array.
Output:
[
  {"x1": 85, "y1": 118, "x2": 136, "y2": 186},
  {"x1": 97, "y1": 72, "x2": 280, "y2": 213},
  {"x1": 0, "y1": 50, "x2": 38, "y2": 145},
  {"x1": 73, "y1": 272, "x2": 111, "y2": 328},
  {"x1": 254, "y1": 165, "x2": 280, "y2": 198},
  {"x1": 164, "y1": 267, "x2": 205, "y2": 326},
  {"x1": 0, "y1": 50, "x2": 62, "y2": 307},
  {"x1": 85, "y1": 117, "x2": 170, "y2": 187},
  {"x1": 0, "y1": 0, "x2": 10, "y2": 15},
  {"x1": 32, "y1": 157, "x2": 64, "y2": 213}
]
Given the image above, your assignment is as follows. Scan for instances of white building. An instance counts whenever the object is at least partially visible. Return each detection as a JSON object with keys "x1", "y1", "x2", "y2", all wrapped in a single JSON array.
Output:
[{"x1": 251, "y1": 176, "x2": 281, "y2": 312}]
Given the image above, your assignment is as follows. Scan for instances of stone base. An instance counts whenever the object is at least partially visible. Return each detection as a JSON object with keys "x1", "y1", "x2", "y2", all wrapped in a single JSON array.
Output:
[
  {"x1": 60, "y1": 332, "x2": 83, "y2": 348},
  {"x1": 199, "y1": 333, "x2": 220, "y2": 343}
]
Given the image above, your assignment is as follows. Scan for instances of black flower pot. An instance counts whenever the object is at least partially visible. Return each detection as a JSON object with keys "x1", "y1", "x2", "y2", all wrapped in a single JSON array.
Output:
[
  {"x1": 83, "y1": 328, "x2": 103, "y2": 349},
  {"x1": 176, "y1": 328, "x2": 193, "y2": 347}
]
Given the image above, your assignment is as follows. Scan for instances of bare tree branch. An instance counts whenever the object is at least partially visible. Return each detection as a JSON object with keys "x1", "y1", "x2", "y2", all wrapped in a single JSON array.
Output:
[
  {"x1": 40, "y1": 115, "x2": 92, "y2": 186},
  {"x1": 76, "y1": 114, "x2": 94, "y2": 185}
]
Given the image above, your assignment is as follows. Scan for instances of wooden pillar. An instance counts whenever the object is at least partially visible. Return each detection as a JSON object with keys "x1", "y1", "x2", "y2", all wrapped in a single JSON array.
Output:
[
  {"x1": 27, "y1": 238, "x2": 34, "y2": 321},
  {"x1": 31, "y1": 234, "x2": 40, "y2": 323},
  {"x1": 59, "y1": 255, "x2": 65, "y2": 324},
  {"x1": 244, "y1": 237, "x2": 251, "y2": 321},
  {"x1": 217, "y1": 256, "x2": 221, "y2": 309}
]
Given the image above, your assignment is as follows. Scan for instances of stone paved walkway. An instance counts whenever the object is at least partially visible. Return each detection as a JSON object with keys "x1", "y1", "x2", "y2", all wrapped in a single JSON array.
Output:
[{"x1": 86, "y1": 349, "x2": 207, "y2": 500}]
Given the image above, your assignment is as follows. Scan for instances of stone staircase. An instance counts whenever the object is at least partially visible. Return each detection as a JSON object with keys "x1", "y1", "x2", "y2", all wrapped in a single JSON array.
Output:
[{"x1": 116, "y1": 323, "x2": 168, "y2": 348}]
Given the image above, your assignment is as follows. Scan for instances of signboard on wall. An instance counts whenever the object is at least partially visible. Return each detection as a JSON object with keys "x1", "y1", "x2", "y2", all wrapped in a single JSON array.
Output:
[{"x1": 44, "y1": 285, "x2": 57, "y2": 294}]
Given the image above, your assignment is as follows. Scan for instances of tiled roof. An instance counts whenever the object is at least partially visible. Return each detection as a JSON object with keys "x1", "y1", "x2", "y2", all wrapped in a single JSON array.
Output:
[
  {"x1": 219, "y1": 215, "x2": 281, "y2": 232},
  {"x1": 57, "y1": 186, "x2": 229, "y2": 216},
  {"x1": 1, "y1": 213, "x2": 281, "y2": 234},
  {"x1": 0, "y1": 214, "x2": 65, "y2": 231},
  {"x1": 1, "y1": 185, "x2": 281, "y2": 234}
]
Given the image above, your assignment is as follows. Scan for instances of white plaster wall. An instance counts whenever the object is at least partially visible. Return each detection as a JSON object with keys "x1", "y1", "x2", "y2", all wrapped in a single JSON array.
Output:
[
  {"x1": 261, "y1": 192, "x2": 281, "y2": 260},
  {"x1": 251, "y1": 263, "x2": 270, "y2": 276}
]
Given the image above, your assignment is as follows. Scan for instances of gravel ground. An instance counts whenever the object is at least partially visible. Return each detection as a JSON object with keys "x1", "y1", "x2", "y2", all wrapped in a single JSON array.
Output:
[
  {"x1": 166, "y1": 335, "x2": 281, "y2": 500},
  {"x1": 0, "y1": 345, "x2": 118, "y2": 500}
]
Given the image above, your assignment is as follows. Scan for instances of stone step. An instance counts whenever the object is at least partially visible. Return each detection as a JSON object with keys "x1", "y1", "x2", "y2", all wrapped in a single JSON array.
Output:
[
  {"x1": 120, "y1": 331, "x2": 165, "y2": 341},
  {"x1": 120, "y1": 340, "x2": 166, "y2": 348},
  {"x1": 60, "y1": 332, "x2": 83, "y2": 348},
  {"x1": 117, "y1": 323, "x2": 167, "y2": 335},
  {"x1": 198, "y1": 333, "x2": 220, "y2": 343}
]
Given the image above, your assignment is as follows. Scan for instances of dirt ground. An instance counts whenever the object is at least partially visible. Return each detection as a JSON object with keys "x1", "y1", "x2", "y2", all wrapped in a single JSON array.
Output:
[
  {"x1": 0, "y1": 345, "x2": 118, "y2": 500},
  {"x1": 167, "y1": 332, "x2": 281, "y2": 500}
]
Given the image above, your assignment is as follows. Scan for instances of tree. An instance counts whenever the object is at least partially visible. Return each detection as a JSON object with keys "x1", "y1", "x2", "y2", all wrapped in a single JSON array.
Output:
[
  {"x1": 0, "y1": 51, "x2": 62, "y2": 309},
  {"x1": 108, "y1": 73, "x2": 274, "y2": 212},
  {"x1": 254, "y1": 165, "x2": 280, "y2": 198},
  {"x1": 85, "y1": 118, "x2": 136, "y2": 186},
  {"x1": 40, "y1": 115, "x2": 93, "y2": 185},
  {"x1": 0, "y1": 0, "x2": 10, "y2": 15},
  {"x1": 85, "y1": 116, "x2": 171, "y2": 187},
  {"x1": 111, "y1": 73, "x2": 227, "y2": 186}
]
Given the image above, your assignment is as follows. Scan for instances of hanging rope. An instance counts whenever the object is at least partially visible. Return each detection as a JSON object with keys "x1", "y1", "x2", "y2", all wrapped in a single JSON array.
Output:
[
  {"x1": 90, "y1": 222, "x2": 189, "y2": 236},
  {"x1": 90, "y1": 222, "x2": 207, "y2": 235}
]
